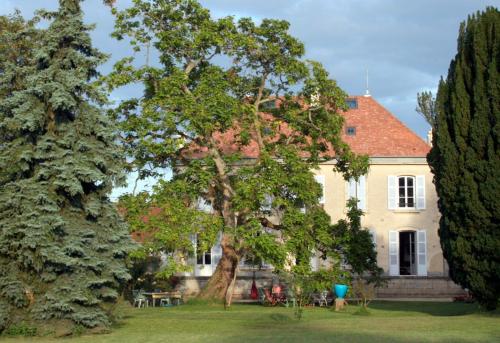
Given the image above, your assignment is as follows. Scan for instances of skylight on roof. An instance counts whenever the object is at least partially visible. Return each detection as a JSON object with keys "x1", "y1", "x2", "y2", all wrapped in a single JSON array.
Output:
[
  {"x1": 346, "y1": 126, "x2": 356, "y2": 136},
  {"x1": 346, "y1": 99, "x2": 358, "y2": 109}
]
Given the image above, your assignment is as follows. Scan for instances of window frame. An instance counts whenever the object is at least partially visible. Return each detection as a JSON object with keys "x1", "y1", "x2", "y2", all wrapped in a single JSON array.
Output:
[{"x1": 397, "y1": 175, "x2": 416, "y2": 209}]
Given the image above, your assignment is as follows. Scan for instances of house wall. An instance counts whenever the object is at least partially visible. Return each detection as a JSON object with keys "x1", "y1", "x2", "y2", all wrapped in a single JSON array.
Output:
[{"x1": 314, "y1": 157, "x2": 445, "y2": 276}]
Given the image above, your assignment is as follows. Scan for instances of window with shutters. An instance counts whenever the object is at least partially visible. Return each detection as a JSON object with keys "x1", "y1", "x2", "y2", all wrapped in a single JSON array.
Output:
[
  {"x1": 388, "y1": 175, "x2": 425, "y2": 210},
  {"x1": 397, "y1": 176, "x2": 415, "y2": 208},
  {"x1": 347, "y1": 175, "x2": 366, "y2": 210}
]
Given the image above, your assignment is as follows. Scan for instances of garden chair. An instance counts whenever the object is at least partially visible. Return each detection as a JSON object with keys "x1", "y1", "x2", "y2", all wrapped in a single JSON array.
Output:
[
  {"x1": 263, "y1": 288, "x2": 277, "y2": 306},
  {"x1": 311, "y1": 291, "x2": 328, "y2": 307},
  {"x1": 170, "y1": 291, "x2": 184, "y2": 306},
  {"x1": 133, "y1": 290, "x2": 149, "y2": 308},
  {"x1": 318, "y1": 290, "x2": 328, "y2": 307},
  {"x1": 160, "y1": 297, "x2": 171, "y2": 307}
]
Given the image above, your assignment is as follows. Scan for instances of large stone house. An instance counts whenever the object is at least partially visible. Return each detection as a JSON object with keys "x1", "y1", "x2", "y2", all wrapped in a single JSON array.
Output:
[{"x1": 179, "y1": 95, "x2": 464, "y2": 298}]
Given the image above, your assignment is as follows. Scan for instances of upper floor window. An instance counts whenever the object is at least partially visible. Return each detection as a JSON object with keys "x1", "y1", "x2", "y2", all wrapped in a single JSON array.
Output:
[
  {"x1": 346, "y1": 99, "x2": 358, "y2": 109},
  {"x1": 398, "y1": 176, "x2": 415, "y2": 208},
  {"x1": 388, "y1": 175, "x2": 426, "y2": 210}
]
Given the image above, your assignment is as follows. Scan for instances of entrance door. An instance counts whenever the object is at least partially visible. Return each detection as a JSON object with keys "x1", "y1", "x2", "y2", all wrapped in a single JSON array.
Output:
[{"x1": 399, "y1": 231, "x2": 416, "y2": 275}]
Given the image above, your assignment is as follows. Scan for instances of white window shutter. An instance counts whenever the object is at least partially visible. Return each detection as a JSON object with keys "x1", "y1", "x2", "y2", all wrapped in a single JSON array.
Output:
[
  {"x1": 417, "y1": 230, "x2": 427, "y2": 276},
  {"x1": 348, "y1": 178, "x2": 356, "y2": 199},
  {"x1": 358, "y1": 175, "x2": 366, "y2": 210},
  {"x1": 310, "y1": 251, "x2": 319, "y2": 272},
  {"x1": 388, "y1": 175, "x2": 397, "y2": 210},
  {"x1": 416, "y1": 175, "x2": 426, "y2": 210},
  {"x1": 314, "y1": 175, "x2": 325, "y2": 204},
  {"x1": 211, "y1": 233, "x2": 222, "y2": 272},
  {"x1": 389, "y1": 231, "x2": 399, "y2": 276}
]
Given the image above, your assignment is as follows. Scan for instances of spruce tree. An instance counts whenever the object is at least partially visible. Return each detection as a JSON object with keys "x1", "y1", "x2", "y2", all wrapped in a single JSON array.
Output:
[
  {"x1": 429, "y1": 7, "x2": 500, "y2": 310},
  {"x1": 0, "y1": 0, "x2": 132, "y2": 333}
]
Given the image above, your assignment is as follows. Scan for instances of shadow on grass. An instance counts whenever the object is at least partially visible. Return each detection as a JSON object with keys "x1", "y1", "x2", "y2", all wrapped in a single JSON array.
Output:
[
  {"x1": 269, "y1": 313, "x2": 293, "y2": 322},
  {"x1": 368, "y1": 300, "x2": 489, "y2": 316}
]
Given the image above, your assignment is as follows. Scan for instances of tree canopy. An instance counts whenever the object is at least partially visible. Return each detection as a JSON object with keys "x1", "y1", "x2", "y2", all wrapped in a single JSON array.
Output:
[
  {"x1": 429, "y1": 7, "x2": 500, "y2": 310},
  {"x1": 0, "y1": 0, "x2": 133, "y2": 333},
  {"x1": 108, "y1": 0, "x2": 372, "y2": 302}
]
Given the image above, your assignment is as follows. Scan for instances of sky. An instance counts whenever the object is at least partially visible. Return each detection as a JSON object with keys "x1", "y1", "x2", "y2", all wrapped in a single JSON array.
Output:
[{"x1": 1, "y1": 0, "x2": 499, "y2": 198}]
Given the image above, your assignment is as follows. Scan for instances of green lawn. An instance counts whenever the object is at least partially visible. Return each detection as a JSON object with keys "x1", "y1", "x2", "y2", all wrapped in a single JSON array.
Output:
[{"x1": 4, "y1": 301, "x2": 500, "y2": 343}]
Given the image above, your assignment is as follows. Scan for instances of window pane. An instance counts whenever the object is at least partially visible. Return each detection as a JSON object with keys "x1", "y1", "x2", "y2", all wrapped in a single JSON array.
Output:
[
  {"x1": 399, "y1": 177, "x2": 405, "y2": 187},
  {"x1": 407, "y1": 177, "x2": 414, "y2": 187},
  {"x1": 399, "y1": 187, "x2": 405, "y2": 197},
  {"x1": 205, "y1": 252, "x2": 211, "y2": 265},
  {"x1": 408, "y1": 198, "x2": 414, "y2": 207},
  {"x1": 399, "y1": 198, "x2": 406, "y2": 207},
  {"x1": 407, "y1": 187, "x2": 414, "y2": 197},
  {"x1": 346, "y1": 99, "x2": 358, "y2": 109},
  {"x1": 197, "y1": 254, "x2": 203, "y2": 265}
]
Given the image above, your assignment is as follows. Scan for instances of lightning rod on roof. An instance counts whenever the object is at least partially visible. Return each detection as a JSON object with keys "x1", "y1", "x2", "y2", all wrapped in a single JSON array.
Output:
[{"x1": 364, "y1": 68, "x2": 371, "y2": 97}]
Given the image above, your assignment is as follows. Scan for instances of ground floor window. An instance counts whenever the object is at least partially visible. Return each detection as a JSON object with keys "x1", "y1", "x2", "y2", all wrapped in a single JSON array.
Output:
[{"x1": 196, "y1": 237, "x2": 211, "y2": 265}]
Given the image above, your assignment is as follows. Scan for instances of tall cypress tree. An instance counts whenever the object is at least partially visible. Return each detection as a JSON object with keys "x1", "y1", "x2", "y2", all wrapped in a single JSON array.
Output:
[
  {"x1": 429, "y1": 7, "x2": 499, "y2": 310},
  {"x1": 0, "y1": 0, "x2": 132, "y2": 333}
]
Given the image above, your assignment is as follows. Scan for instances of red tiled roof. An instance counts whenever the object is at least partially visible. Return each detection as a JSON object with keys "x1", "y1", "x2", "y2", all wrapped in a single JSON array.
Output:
[
  {"x1": 341, "y1": 96, "x2": 430, "y2": 157},
  {"x1": 185, "y1": 96, "x2": 430, "y2": 159}
]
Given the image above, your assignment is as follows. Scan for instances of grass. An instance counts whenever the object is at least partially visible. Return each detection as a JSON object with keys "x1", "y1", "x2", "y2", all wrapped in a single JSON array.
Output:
[{"x1": 4, "y1": 301, "x2": 500, "y2": 343}]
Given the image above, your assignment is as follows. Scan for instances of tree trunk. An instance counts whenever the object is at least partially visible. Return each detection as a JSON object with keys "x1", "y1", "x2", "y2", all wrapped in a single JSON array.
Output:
[{"x1": 198, "y1": 233, "x2": 239, "y2": 301}]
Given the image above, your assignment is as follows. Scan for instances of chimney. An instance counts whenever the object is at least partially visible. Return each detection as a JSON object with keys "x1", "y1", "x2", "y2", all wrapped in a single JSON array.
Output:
[{"x1": 427, "y1": 130, "x2": 433, "y2": 146}]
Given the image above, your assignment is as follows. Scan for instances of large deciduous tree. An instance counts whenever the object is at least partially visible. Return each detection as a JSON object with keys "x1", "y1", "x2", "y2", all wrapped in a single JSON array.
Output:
[
  {"x1": 428, "y1": 7, "x2": 499, "y2": 310},
  {"x1": 108, "y1": 0, "x2": 370, "y2": 302},
  {"x1": 416, "y1": 91, "x2": 437, "y2": 127},
  {"x1": 0, "y1": 0, "x2": 133, "y2": 333}
]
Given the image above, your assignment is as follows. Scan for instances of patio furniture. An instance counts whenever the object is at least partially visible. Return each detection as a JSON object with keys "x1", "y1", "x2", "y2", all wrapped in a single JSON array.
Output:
[
  {"x1": 272, "y1": 287, "x2": 288, "y2": 306},
  {"x1": 311, "y1": 291, "x2": 328, "y2": 307},
  {"x1": 143, "y1": 291, "x2": 172, "y2": 307},
  {"x1": 258, "y1": 287, "x2": 277, "y2": 306},
  {"x1": 142, "y1": 291, "x2": 184, "y2": 307},
  {"x1": 133, "y1": 290, "x2": 149, "y2": 308},
  {"x1": 169, "y1": 291, "x2": 183, "y2": 306},
  {"x1": 160, "y1": 297, "x2": 171, "y2": 307}
]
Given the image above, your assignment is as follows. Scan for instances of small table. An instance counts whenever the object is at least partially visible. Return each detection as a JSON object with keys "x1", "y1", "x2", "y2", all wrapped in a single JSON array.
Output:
[{"x1": 142, "y1": 292, "x2": 182, "y2": 307}]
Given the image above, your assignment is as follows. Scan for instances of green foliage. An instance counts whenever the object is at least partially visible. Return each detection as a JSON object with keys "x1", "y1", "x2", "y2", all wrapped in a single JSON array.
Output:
[
  {"x1": 3, "y1": 323, "x2": 37, "y2": 337},
  {"x1": 429, "y1": 7, "x2": 500, "y2": 310},
  {"x1": 416, "y1": 91, "x2": 437, "y2": 127},
  {"x1": 0, "y1": 0, "x2": 133, "y2": 333},
  {"x1": 108, "y1": 0, "x2": 369, "y2": 298},
  {"x1": 333, "y1": 199, "x2": 384, "y2": 286}
]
